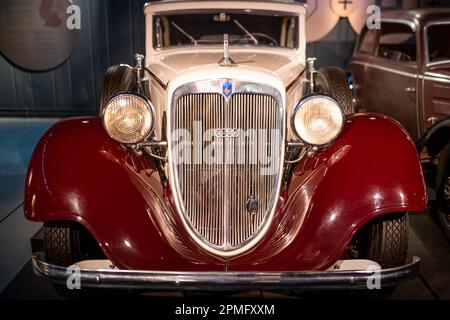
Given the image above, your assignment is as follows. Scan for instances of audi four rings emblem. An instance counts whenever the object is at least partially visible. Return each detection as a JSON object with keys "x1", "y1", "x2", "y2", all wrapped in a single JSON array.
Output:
[{"x1": 215, "y1": 128, "x2": 240, "y2": 138}]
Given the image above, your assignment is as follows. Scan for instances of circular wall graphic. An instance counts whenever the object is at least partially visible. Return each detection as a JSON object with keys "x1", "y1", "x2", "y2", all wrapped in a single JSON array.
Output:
[
  {"x1": 306, "y1": 0, "x2": 376, "y2": 43},
  {"x1": 0, "y1": 0, "x2": 79, "y2": 72},
  {"x1": 330, "y1": 0, "x2": 358, "y2": 17}
]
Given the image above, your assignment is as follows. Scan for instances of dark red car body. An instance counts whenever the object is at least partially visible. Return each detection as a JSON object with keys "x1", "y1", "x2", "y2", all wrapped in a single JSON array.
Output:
[{"x1": 25, "y1": 114, "x2": 426, "y2": 272}]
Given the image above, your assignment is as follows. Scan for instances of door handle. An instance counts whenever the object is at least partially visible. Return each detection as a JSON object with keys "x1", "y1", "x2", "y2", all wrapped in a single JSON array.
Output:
[{"x1": 405, "y1": 87, "x2": 416, "y2": 93}]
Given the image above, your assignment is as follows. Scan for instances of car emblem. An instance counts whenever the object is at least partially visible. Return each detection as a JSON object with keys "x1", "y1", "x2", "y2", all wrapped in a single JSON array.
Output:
[
  {"x1": 222, "y1": 80, "x2": 233, "y2": 98},
  {"x1": 214, "y1": 128, "x2": 240, "y2": 138},
  {"x1": 246, "y1": 195, "x2": 259, "y2": 216}
]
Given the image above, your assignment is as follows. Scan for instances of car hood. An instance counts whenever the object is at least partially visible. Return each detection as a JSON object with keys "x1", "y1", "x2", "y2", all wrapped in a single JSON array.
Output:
[{"x1": 147, "y1": 47, "x2": 305, "y2": 89}]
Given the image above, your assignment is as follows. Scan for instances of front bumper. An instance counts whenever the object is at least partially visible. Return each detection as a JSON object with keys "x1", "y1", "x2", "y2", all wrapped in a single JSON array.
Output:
[{"x1": 32, "y1": 254, "x2": 421, "y2": 291}]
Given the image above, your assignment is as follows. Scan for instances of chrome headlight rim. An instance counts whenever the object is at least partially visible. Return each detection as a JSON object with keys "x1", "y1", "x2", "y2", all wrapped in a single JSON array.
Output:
[
  {"x1": 290, "y1": 93, "x2": 345, "y2": 147},
  {"x1": 102, "y1": 92, "x2": 156, "y2": 144}
]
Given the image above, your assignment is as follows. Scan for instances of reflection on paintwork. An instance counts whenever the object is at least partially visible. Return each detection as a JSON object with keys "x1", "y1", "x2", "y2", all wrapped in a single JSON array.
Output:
[
  {"x1": 373, "y1": 192, "x2": 383, "y2": 209},
  {"x1": 399, "y1": 191, "x2": 406, "y2": 206},
  {"x1": 328, "y1": 145, "x2": 351, "y2": 166},
  {"x1": 67, "y1": 191, "x2": 82, "y2": 215},
  {"x1": 99, "y1": 148, "x2": 122, "y2": 165},
  {"x1": 328, "y1": 210, "x2": 338, "y2": 224},
  {"x1": 30, "y1": 194, "x2": 37, "y2": 218},
  {"x1": 27, "y1": 169, "x2": 33, "y2": 188}
]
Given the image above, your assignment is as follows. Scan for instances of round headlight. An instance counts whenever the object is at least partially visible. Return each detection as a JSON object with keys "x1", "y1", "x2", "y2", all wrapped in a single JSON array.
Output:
[
  {"x1": 103, "y1": 94, "x2": 155, "y2": 144},
  {"x1": 291, "y1": 94, "x2": 344, "y2": 146}
]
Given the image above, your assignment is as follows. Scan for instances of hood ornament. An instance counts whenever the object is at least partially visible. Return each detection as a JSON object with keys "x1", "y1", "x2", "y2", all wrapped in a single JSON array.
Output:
[{"x1": 218, "y1": 34, "x2": 236, "y2": 67}]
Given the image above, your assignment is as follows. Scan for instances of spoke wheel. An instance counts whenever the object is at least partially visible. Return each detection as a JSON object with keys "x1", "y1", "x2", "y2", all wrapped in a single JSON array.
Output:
[{"x1": 436, "y1": 142, "x2": 450, "y2": 240}]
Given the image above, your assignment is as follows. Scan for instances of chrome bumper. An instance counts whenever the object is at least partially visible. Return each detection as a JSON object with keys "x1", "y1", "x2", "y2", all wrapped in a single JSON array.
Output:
[{"x1": 32, "y1": 254, "x2": 420, "y2": 291}]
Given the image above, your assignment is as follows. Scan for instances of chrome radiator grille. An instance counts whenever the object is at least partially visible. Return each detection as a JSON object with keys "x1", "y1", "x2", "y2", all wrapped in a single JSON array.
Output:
[{"x1": 170, "y1": 87, "x2": 283, "y2": 256}]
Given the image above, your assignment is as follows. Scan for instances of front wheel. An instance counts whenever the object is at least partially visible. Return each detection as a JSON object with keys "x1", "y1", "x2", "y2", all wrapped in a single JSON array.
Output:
[
  {"x1": 293, "y1": 214, "x2": 409, "y2": 299},
  {"x1": 44, "y1": 222, "x2": 105, "y2": 299},
  {"x1": 436, "y1": 142, "x2": 450, "y2": 240},
  {"x1": 347, "y1": 213, "x2": 409, "y2": 269},
  {"x1": 345, "y1": 213, "x2": 409, "y2": 297}
]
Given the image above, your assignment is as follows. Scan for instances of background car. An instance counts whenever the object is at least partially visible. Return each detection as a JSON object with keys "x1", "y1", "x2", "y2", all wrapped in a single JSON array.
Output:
[{"x1": 348, "y1": 8, "x2": 450, "y2": 239}]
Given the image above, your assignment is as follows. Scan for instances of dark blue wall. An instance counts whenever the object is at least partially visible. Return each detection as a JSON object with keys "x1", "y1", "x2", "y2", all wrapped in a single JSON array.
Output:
[
  {"x1": 0, "y1": 0, "x2": 147, "y2": 117},
  {"x1": 307, "y1": 18, "x2": 357, "y2": 70}
]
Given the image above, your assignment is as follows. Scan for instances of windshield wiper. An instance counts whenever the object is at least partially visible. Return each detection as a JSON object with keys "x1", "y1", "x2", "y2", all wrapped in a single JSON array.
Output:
[
  {"x1": 233, "y1": 19, "x2": 258, "y2": 45},
  {"x1": 171, "y1": 22, "x2": 198, "y2": 45}
]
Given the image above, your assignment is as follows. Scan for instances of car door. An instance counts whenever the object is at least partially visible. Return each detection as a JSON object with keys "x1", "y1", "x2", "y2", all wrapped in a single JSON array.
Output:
[
  {"x1": 420, "y1": 21, "x2": 450, "y2": 138},
  {"x1": 364, "y1": 21, "x2": 420, "y2": 141},
  {"x1": 348, "y1": 26, "x2": 379, "y2": 113}
]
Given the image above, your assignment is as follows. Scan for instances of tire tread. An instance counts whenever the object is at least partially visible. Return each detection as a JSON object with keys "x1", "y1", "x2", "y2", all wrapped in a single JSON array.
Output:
[{"x1": 317, "y1": 67, "x2": 353, "y2": 115}]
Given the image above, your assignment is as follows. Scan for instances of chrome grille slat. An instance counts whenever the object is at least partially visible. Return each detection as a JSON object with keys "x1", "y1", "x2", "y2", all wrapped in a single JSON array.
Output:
[{"x1": 171, "y1": 87, "x2": 282, "y2": 254}]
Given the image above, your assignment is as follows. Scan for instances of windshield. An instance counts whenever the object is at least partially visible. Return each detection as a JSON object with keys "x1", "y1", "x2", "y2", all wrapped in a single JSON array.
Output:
[{"x1": 153, "y1": 11, "x2": 298, "y2": 49}]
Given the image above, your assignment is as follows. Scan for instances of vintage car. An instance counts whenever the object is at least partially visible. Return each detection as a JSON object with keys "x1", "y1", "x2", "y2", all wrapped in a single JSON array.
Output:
[
  {"x1": 25, "y1": 0, "x2": 426, "y2": 298},
  {"x1": 348, "y1": 9, "x2": 450, "y2": 239}
]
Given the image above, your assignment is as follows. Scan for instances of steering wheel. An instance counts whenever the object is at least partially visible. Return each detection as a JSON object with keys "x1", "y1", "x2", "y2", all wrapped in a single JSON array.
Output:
[
  {"x1": 234, "y1": 33, "x2": 279, "y2": 46},
  {"x1": 397, "y1": 51, "x2": 412, "y2": 62}
]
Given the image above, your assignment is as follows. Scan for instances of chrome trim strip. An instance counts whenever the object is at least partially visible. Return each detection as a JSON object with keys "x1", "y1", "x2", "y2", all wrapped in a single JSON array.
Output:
[
  {"x1": 424, "y1": 72, "x2": 450, "y2": 80},
  {"x1": 144, "y1": 0, "x2": 307, "y2": 11},
  {"x1": 287, "y1": 141, "x2": 304, "y2": 147},
  {"x1": 349, "y1": 61, "x2": 418, "y2": 79},
  {"x1": 151, "y1": 8, "x2": 300, "y2": 17},
  {"x1": 426, "y1": 60, "x2": 450, "y2": 68},
  {"x1": 421, "y1": 73, "x2": 450, "y2": 84},
  {"x1": 420, "y1": 72, "x2": 425, "y2": 140},
  {"x1": 167, "y1": 80, "x2": 285, "y2": 257},
  {"x1": 32, "y1": 254, "x2": 421, "y2": 291},
  {"x1": 137, "y1": 141, "x2": 168, "y2": 147}
]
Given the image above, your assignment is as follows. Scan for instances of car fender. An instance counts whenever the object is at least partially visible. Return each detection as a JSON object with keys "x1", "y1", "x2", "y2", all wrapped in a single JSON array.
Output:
[
  {"x1": 25, "y1": 114, "x2": 426, "y2": 271},
  {"x1": 229, "y1": 113, "x2": 427, "y2": 271},
  {"x1": 24, "y1": 117, "x2": 224, "y2": 271}
]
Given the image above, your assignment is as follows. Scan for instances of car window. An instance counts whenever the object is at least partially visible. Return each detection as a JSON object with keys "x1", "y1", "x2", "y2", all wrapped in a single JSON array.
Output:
[
  {"x1": 358, "y1": 28, "x2": 377, "y2": 55},
  {"x1": 377, "y1": 22, "x2": 416, "y2": 64},
  {"x1": 427, "y1": 23, "x2": 450, "y2": 63}
]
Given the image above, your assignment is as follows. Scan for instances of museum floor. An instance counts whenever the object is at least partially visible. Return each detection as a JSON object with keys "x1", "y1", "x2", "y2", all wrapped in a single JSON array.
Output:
[{"x1": 0, "y1": 118, "x2": 449, "y2": 300}]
